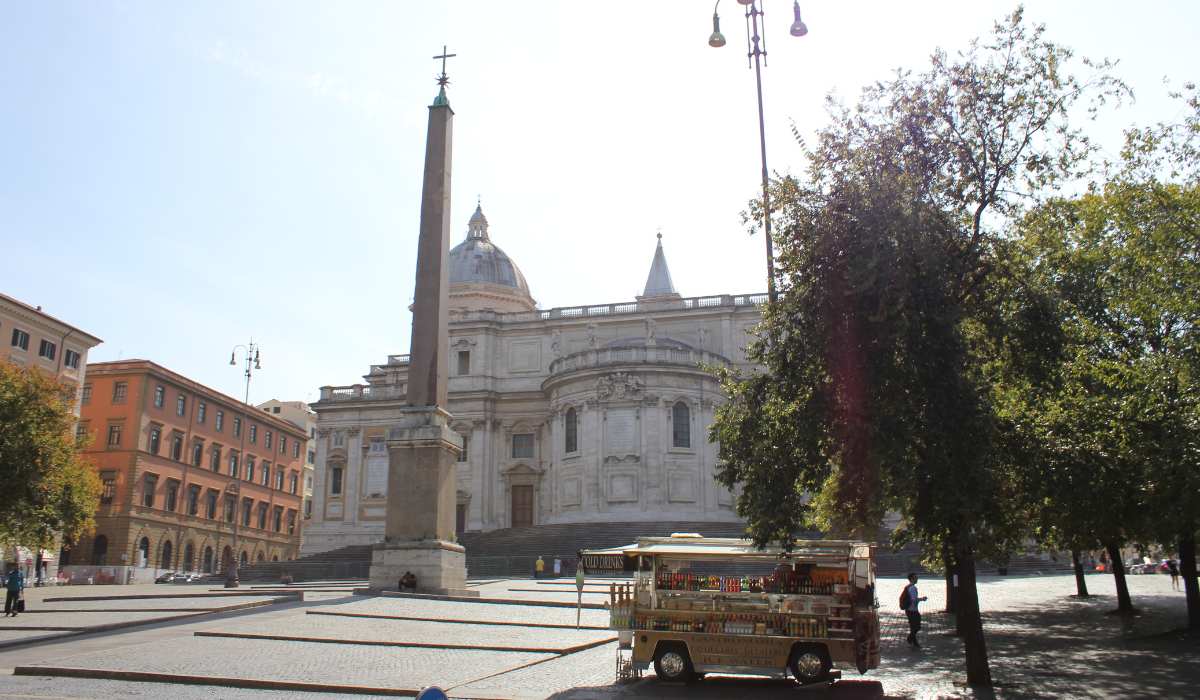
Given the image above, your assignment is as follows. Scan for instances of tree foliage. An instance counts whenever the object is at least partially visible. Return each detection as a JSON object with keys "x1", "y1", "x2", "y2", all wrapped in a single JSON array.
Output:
[
  {"x1": 0, "y1": 361, "x2": 101, "y2": 549},
  {"x1": 712, "y1": 8, "x2": 1124, "y2": 685}
]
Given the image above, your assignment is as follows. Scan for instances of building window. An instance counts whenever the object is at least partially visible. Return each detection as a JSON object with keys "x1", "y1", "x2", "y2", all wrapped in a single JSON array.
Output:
[
  {"x1": 672, "y1": 401, "x2": 691, "y2": 449},
  {"x1": 233, "y1": 416, "x2": 242, "y2": 437},
  {"x1": 286, "y1": 509, "x2": 297, "y2": 535},
  {"x1": 148, "y1": 426, "x2": 161, "y2": 454},
  {"x1": 197, "y1": 401, "x2": 206, "y2": 423},
  {"x1": 333, "y1": 432, "x2": 344, "y2": 447},
  {"x1": 154, "y1": 385, "x2": 164, "y2": 408},
  {"x1": 276, "y1": 469, "x2": 284, "y2": 490},
  {"x1": 307, "y1": 449, "x2": 315, "y2": 464},
  {"x1": 38, "y1": 339, "x2": 57, "y2": 361},
  {"x1": 210, "y1": 445, "x2": 222, "y2": 472},
  {"x1": 224, "y1": 495, "x2": 236, "y2": 523},
  {"x1": 249, "y1": 425, "x2": 257, "y2": 444},
  {"x1": 287, "y1": 471, "x2": 296, "y2": 493},
  {"x1": 273, "y1": 506, "x2": 283, "y2": 532},
  {"x1": 246, "y1": 456, "x2": 256, "y2": 483},
  {"x1": 176, "y1": 394, "x2": 186, "y2": 416},
  {"x1": 293, "y1": 441, "x2": 300, "y2": 458},
  {"x1": 100, "y1": 473, "x2": 116, "y2": 504},
  {"x1": 257, "y1": 503, "x2": 268, "y2": 529},
  {"x1": 75, "y1": 422, "x2": 88, "y2": 443},
  {"x1": 330, "y1": 466, "x2": 343, "y2": 496},
  {"x1": 165, "y1": 480, "x2": 179, "y2": 511},
  {"x1": 229, "y1": 451, "x2": 239, "y2": 479},
  {"x1": 106, "y1": 424, "x2": 122, "y2": 447},
  {"x1": 511, "y1": 433, "x2": 534, "y2": 459},
  {"x1": 64, "y1": 348, "x2": 81, "y2": 369},
  {"x1": 264, "y1": 430, "x2": 272, "y2": 450},
  {"x1": 10, "y1": 328, "x2": 29, "y2": 351},
  {"x1": 241, "y1": 498, "x2": 253, "y2": 527},
  {"x1": 215, "y1": 410, "x2": 224, "y2": 431},
  {"x1": 81, "y1": 384, "x2": 92, "y2": 404},
  {"x1": 279, "y1": 436, "x2": 286, "y2": 454},
  {"x1": 262, "y1": 463, "x2": 271, "y2": 487},
  {"x1": 457, "y1": 350, "x2": 470, "y2": 376},
  {"x1": 142, "y1": 473, "x2": 158, "y2": 508},
  {"x1": 112, "y1": 382, "x2": 128, "y2": 404},
  {"x1": 205, "y1": 489, "x2": 218, "y2": 519},
  {"x1": 192, "y1": 441, "x2": 204, "y2": 466},
  {"x1": 304, "y1": 498, "x2": 312, "y2": 518},
  {"x1": 186, "y1": 485, "x2": 200, "y2": 516},
  {"x1": 170, "y1": 433, "x2": 184, "y2": 461},
  {"x1": 457, "y1": 433, "x2": 468, "y2": 462},
  {"x1": 565, "y1": 407, "x2": 578, "y2": 454}
]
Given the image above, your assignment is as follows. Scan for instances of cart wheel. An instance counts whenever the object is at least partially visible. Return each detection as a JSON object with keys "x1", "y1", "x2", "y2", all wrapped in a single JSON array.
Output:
[
  {"x1": 788, "y1": 644, "x2": 831, "y2": 685},
  {"x1": 653, "y1": 643, "x2": 694, "y2": 683}
]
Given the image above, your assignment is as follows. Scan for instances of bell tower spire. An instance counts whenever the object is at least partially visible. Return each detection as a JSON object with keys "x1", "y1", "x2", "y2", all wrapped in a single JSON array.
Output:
[{"x1": 639, "y1": 232, "x2": 681, "y2": 301}]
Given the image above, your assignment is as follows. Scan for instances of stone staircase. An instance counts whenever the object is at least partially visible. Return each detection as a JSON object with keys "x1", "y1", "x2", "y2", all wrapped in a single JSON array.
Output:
[{"x1": 242, "y1": 520, "x2": 1073, "y2": 582}]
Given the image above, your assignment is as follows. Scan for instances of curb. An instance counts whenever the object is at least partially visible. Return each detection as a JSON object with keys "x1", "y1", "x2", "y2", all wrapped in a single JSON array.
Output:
[
  {"x1": 306, "y1": 610, "x2": 611, "y2": 631},
  {"x1": 10, "y1": 666, "x2": 493, "y2": 698},
  {"x1": 42, "y1": 591, "x2": 295, "y2": 602},
  {"x1": 193, "y1": 630, "x2": 616, "y2": 655},
  {"x1": 374, "y1": 591, "x2": 607, "y2": 609}
]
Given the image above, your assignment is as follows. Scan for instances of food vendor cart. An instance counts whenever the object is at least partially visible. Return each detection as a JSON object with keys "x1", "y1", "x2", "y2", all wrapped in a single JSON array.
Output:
[{"x1": 584, "y1": 534, "x2": 880, "y2": 685}]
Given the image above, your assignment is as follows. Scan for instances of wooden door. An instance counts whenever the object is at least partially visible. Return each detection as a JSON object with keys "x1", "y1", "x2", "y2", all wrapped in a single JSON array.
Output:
[
  {"x1": 511, "y1": 485, "x2": 533, "y2": 527},
  {"x1": 456, "y1": 503, "x2": 467, "y2": 535}
]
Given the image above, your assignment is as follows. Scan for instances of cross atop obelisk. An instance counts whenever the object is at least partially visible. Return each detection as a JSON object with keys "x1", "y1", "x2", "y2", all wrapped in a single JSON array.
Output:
[{"x1": 432, "y1": 45, "x2": 455, "y2": 107}]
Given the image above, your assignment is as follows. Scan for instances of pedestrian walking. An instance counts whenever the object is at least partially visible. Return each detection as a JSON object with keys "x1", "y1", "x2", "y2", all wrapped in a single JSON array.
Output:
[
  {"x1": 553, "y1": 557, "x2": 562, "y2": 578},
  {"x1": 534, "y1": 555, "x2": 545, "y2": 579},
  {"x1": 901, "y1": 573, "x2": 927, "y2": 648},
  {"x1": 4, "y1": 563, "x2": 24, "y2": 617},
  {"x1": 1168, "y1": 559, "x2": 1180, "y2": 591}
]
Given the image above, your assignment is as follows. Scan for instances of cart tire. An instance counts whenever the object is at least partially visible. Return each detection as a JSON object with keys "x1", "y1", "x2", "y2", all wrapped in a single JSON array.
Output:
[
  {"x1": 788, "y1": 644, "x2": 831, "y2": 685},
  {"x1": 653, "y1": 643, "x2": 694, "y2": 683}
]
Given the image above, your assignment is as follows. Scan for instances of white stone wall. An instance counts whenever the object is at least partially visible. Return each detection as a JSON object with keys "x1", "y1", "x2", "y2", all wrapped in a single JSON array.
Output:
[{"x1": 302, "y1": 301, "x2": 760, "y2": 557}]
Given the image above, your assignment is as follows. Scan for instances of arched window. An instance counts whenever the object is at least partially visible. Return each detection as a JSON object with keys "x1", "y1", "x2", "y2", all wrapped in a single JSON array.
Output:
[
  {"x1": 138, "y1": 537, "x2": 150, "y2": 567},
  {"x1": 161, "y1": 540, "x2": 174, "y2": 570},
  {"x1": 202, "y1": 546, "x2": 214, "y2": 573},
  {"x1": 92, "y1": 535, "x2": 108, "y2": 565},
  {"x1": 256, "y1": 551, "x2": 265, "y2": 563},
  {"x1": 183, "y1": 543, "x2": 195, "y2": 572},
  {"x1": 239, "y1": 551, "x2": 248, "y2": 567},
  {"x1": 565, "y1": 407, "x2": 578, "y2": 453},
  {"x1": 271, "y1": 554, "x2": 279, "y2": 562},
  {"x1": 672, "y1": 402, "x2": 691, "y2": 449}
]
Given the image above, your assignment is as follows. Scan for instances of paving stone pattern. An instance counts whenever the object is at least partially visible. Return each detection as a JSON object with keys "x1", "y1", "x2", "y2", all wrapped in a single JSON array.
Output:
[
  {"x1": 334, "y1": 596, "x2": 611, "y2": 628},
  {"x1": 33, "y1": 595, "x2": 279, "y2": 611},
  {"x1": 22, "y1": 634, "x2": 555, "y2": 690},
  {"x1": 0, "y1": 610, "x2": 203, "y2": 628},
  {"x1": 0, "y1": 629, "x2": 73, "y2": 644},
  {"x1": 219, "y1": 613, "x2": 613, "y2": 651}
]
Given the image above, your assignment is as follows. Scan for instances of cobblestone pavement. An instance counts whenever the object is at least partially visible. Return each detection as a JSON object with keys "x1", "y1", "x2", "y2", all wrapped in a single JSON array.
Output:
[
  {"x1": 216, "y1": 612, "x2": 614, "y2": 651},
  {"x1": 0, "y1": 610, "x2": 205, "y2": 628},
  {"x1": 0, "y1": 574, "x2": 1194, "y2": 699},
  {"x1": 32, "y1": 595, "x2": 284, "y2": 611},
  {"x1": 333, "y1": 596, "x2": 611, "y2": 627},
  {"x1": 0, "y1": 630, "x2": 72, "y2": 644}
]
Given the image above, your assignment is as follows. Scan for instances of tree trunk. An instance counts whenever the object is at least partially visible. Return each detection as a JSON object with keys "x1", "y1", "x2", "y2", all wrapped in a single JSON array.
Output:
[
  {"x1": 955, "y1": 542, "x2": 992, "y2": 687},
  {"x1": 1180, "y1": 532, "x2": 1199, "y2": 630},
  {"x1": 944, "y1": 545, "x2": 960, "y2": 615},
  {"x1": 1071, "y1": 549, "x2": 1089, "y2": 597},
  {"x1": 1105, "y1": 542, "x2": 1133, "y2": 613}
]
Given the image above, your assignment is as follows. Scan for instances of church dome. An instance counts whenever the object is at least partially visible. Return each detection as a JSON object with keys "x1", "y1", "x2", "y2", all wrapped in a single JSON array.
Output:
[{"x1": 448, "y1": 205, "x2": 537, "y2": 313}]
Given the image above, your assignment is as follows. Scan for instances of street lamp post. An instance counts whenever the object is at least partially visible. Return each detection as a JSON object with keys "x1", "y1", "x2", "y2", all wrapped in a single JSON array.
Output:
[
  {"x1": 709, "y1": 0, "x2": 808, "y2": 306},
  {"x1": 224, "y1": 340, "x2": 261, "y2": 588}
]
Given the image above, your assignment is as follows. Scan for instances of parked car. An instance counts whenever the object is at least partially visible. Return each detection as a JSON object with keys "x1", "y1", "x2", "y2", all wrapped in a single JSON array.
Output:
[{"x1": 155, "y1": 572, "x2": 182, "y2": 583}]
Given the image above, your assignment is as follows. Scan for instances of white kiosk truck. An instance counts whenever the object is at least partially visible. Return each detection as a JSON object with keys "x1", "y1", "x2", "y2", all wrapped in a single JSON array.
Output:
[{"x1": 582, "y1": 535, "x2": 880, "y2": 685}]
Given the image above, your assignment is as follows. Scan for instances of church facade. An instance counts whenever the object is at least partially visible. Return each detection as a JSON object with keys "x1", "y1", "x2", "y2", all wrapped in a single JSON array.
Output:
[{"x1": 302, "y1": 206, "x2": 763, "y2": 556}]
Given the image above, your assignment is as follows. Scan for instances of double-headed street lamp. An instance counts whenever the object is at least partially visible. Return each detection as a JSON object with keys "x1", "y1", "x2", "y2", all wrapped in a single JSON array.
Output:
[
  {"x1": 709, "y1": 0, "x2": 808, "y2": 306},
  {"x1": 224, "y1": 340, "x2": 260, "y2": 588}
]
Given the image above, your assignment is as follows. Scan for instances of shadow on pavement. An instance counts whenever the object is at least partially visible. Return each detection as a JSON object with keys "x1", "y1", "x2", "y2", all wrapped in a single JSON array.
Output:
[{"x1": 547, "y1": 678, "x2": 897, "y2": 699}]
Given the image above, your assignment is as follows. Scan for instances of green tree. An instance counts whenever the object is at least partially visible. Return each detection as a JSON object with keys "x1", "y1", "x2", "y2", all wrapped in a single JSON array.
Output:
[
  {"x1": 712, "y1": 9, "x2": 1123, "y2": 686},
  {"x1": 0, "y1": 361, "x2": 101, "y2": 552}
]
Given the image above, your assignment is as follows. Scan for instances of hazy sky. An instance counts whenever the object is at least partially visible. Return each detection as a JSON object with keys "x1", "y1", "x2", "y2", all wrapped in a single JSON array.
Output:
[{"x1": 3, "y1": 1, "x2": 1197, "y2": 405}]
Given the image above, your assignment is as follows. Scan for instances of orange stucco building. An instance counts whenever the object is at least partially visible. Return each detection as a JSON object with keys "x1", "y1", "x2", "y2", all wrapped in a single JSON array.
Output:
[{"x1": 72, "y1": 360, "x2": 307, "y2": 578}]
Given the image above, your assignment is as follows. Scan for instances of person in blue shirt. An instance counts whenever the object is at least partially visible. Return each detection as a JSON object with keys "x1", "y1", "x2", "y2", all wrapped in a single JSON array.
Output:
[
  {"x1": 903, "y1": 573, "x2": 928, "y2": 647},
  {"x1": 4, "y1": 563, "x2": 25, "y2": 617}
]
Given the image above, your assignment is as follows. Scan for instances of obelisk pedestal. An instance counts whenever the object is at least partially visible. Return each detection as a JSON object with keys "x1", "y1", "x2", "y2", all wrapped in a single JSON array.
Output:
[{"x1": 368, "y1": 54, "x2": 472, "y2": 595}]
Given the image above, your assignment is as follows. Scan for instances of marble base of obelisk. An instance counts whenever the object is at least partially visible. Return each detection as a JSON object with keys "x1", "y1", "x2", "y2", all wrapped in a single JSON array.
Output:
[{"x1": 367, "y1": 407, "x2": 474, "y2": 596}]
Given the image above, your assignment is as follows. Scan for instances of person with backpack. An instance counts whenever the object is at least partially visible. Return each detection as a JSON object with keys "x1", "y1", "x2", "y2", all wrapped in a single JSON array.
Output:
[{"x1": 900, "y1": 573, "x2": 927, "y2": 648}]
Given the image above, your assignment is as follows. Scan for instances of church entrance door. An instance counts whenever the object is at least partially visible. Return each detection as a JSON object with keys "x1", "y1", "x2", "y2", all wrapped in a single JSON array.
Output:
[{"x1": 511, "y1": 485, "x2": 533, "y2": 528}]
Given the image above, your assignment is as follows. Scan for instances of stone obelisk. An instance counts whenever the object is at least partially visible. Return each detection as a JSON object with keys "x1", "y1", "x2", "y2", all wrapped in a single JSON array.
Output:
[{"x1": 368, "y1": 49, "x2": 469, "y2": 595}]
